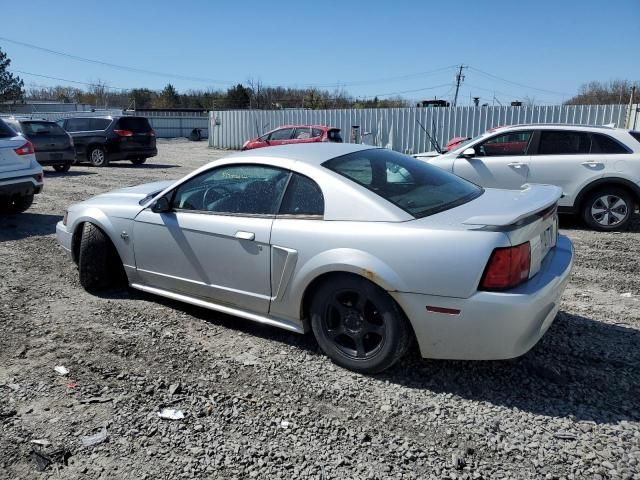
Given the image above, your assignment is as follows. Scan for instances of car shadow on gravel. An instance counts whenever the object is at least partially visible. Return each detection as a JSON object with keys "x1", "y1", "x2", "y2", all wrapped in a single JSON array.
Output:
[
  {"x1": 0, "y1": 213, "x2": 62, "y2": 241},
  {"x1": 383, "y1": 311, "x2": 640, "y2": 424},
  {"x1": 99, "y1": 288, "x2": 319, "y2": 353},
  {"x1": 43, "y1": 171, "x2": 96, "y2": 178},
  {"x1": 110, "y1": 163, "x2": 181, "y2": 169}
]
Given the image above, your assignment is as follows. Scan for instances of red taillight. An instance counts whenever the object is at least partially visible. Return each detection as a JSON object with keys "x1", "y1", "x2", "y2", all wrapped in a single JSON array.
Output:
[
  {"x1": 480, "y1": 242, "x2": 531, "y2": 290},
  {"x1": 114, "y1": 129, "x2": 134, "y2": 137},
  {"x1": 14, "y1": 141, "x2": 34, "y2": 156}
]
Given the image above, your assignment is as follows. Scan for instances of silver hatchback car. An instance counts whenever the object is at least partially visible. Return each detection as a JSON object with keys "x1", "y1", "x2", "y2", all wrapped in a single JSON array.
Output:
[{"x1": 57, "y1": 144, "x2": 573, "y2": 373}]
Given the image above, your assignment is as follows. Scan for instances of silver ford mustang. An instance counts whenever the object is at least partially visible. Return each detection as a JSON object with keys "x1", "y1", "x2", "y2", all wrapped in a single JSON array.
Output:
[{"x1": 56, "y1": 144, "x2": 573, "y2": 373}]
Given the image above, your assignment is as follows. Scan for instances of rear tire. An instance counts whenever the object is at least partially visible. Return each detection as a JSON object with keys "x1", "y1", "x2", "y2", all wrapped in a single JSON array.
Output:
[
  {"x1": 4, "y1": 194, "x2": 35, "y2": 214},
  {"x1": 53, "y1": 163, "x2": 71, "y2": 173},
  {"x1": 78, "y1": 223, "x2": 124, "y2": 291},
  {"x1": 310, "y1": 275, "x2": 411, "y2": 374},
  {"x1": 88, "y1": 146, "x2": 108, "y2": 167},
  {"x1": 581, "y1": 187, "x2": 634, "y2": 231},
  {"x1": 130, "y1": 157, "x2": 146, "y2": 165}
]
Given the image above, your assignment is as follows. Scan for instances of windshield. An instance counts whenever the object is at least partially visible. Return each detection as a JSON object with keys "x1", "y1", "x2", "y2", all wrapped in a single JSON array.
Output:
[{"x1": 324, "y1": 148, "x2": 483, "y2": 218}]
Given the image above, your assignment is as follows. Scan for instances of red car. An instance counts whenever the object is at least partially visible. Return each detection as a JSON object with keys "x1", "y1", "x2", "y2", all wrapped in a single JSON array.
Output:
[{"x1": 241, "y1": 125, "x2": 342, "y2": 150}]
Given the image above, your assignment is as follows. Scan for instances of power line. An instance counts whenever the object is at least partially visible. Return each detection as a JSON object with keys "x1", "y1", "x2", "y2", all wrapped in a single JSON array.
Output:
[
  {"x1": 0, "y1": 36, "x2": 235, "y2": 86},
  {"x1": 13, "y1": 70, "x2": 130, "y2": 91},
  {"x1": 1, "y1": 36, "x2": 458, "y2": 90},
  {"x1": 365, "y1": 83, "x2": 452, "y2": 99},
  {"x1": 467, "y1": 66, "x2": 571, "y2": 97}
]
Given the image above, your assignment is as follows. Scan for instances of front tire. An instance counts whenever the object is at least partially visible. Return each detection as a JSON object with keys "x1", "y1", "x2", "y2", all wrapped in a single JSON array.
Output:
[
  {"x1": 88, "y1": 146, "x2": 108, "y2": 167},
  {"x1": 582, "y1": 187, "x2": 634, "y2": 231},
  {"x1": 78, "y1": 223, "x2": 124, "y2": 291},
  {"x1": 310, "y1": 275, "x2": 411, "y2": 374}
]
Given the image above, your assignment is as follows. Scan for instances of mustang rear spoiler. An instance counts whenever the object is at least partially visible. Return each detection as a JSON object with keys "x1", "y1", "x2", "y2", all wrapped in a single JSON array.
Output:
[{"x1": 463, "y1": 184, "x2": 562, "y2": 227}]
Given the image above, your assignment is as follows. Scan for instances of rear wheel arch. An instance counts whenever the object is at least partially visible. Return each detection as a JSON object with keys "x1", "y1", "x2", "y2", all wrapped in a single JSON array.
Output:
[
  {"x1": 575, "y1": 178, "x2": 640, "y2": 211},
  {"x1": 303, "y1": 271, "x2": 415, "y2": 373},
  {"x1": 300, "y1": 271, "x2": 413, "y2": 335}
]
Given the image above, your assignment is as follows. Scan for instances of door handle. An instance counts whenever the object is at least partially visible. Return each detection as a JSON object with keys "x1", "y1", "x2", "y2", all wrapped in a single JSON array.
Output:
[
  {"x1": 234, "y1": 231, "x2": 255, "y2": 241},
  {"x1": 581, "y1": 161, "x2": 602, "y2": 167},
  {"x1": 507, "y1": 162, "x2": 526, "y2": 169}
]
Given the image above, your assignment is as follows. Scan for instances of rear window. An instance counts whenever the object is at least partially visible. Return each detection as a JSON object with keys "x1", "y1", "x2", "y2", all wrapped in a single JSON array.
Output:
[
  {"x1": 0, "y1": 119, "x2": 18, "y2": 138},
  {"x1": 590, "y1": 133, "x2": 629, "y2": 154},
  {"x1": 324, "y1": 148, "x2": 483, "y2": 218},
  {"x1": 116, "y1": 117, "x2": 152, "y2": 132},
  {"x1": 21, "y1": 121, "x2": 67, "y2": 136},
  {"x1": 328, "y1": 129, "x2": 342, "y2": 142}
]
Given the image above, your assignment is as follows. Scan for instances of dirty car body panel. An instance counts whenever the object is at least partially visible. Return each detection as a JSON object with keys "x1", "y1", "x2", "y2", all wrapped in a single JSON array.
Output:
[{"x1": 57, "y1": 144, "x2": 573, "y2": 361}]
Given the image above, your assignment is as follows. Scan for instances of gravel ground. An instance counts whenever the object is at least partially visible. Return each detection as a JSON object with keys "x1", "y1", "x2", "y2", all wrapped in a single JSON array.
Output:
[{"x1": 1, "y1": 139, "x2": 639, "y2": 480}]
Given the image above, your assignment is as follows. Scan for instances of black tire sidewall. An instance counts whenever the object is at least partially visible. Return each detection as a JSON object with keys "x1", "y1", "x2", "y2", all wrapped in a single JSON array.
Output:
[
  {"x1": 79, "y1": 223, "x2": 112, "y2": 291},
  {"x1": 9, "y1": 194, "x2": 34, "y2": 213},
  {"x1": 582, "y1": 188, "x2": 633, "y2": 231},
  {"x1": 130, "y1": 157, "x2": 146, "y2": 165},
  {"x1": 310, "y1": 275, "x2": 409, "y2": 374}
]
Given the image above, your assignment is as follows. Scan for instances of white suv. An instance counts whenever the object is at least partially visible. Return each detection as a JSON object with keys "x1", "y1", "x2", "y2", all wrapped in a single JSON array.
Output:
[
  {"x1": 418, "y1": 124, "x2": 640, "y2": 231},
  {"x1": 0, "y1": 118, "x2": 43, "y2": 213}
]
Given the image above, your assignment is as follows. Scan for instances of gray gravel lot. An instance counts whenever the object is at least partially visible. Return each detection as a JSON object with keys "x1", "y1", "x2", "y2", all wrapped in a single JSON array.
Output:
[{"x1": 1, "y1": 139, "x2": 639, "y2": 479}]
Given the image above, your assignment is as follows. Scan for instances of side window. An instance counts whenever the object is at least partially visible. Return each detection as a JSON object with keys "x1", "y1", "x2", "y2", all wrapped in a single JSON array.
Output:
[
  {"x1": 65, "y1": 118, "x2": 91, "y2": 132},
  {"x1": 590, "y1": 134, "x2": 629, "y2": 154},
  {"x1": 311, "y1": 128, "x2": 323, "y2": 138},
  {"x1": 269, "y1": 128, "x2": 294, "y2": 141},
  {"x1": 293, "y1": 128, "x2": 312, "y2": 139},
  {"x1": 171, "y1": 165, "x2": 290, "y2": 215},
  {"x1": 477, "y1": 131, "x2": 532, "y2": 156},
  {"x1": 90, "y1": 118, "x2": 111, "y2": 131},
  {"x1": 538, "y1": 131, "x2": 590, "y2": 155},
  {"x1": 279, "y1": 173, "x2": 324, "y2": 217}
]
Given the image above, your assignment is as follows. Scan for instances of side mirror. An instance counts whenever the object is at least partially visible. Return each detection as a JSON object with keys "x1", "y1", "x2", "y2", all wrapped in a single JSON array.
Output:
[
  {"x1": 461, "y1": 147, "x2": 476, "y2": 158},
  {"x1": 151, "y1": 196, "x2": 171, "y2": 213}
]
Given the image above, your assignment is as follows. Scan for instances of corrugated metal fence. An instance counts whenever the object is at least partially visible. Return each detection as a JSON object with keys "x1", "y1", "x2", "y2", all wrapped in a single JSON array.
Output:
[{"x1": 209, "y1": 104, "x2": 627, "y2": 153}]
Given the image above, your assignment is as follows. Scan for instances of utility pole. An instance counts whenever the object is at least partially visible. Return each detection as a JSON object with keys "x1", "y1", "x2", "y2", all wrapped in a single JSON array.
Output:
[{"x1": 453, "y1": 65, "x2": 466, "y2": 107}]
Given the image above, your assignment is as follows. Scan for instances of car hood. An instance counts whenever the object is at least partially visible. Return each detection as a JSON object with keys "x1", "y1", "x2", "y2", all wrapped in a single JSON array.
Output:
[{"x1": 69, "y1": 180, "x2": 175, "y2": 219}]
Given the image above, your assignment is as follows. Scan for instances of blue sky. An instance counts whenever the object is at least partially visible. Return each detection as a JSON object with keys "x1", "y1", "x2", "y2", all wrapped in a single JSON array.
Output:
[{"x1": 1, "y1": 0, "x2": 638, "y2": 105}]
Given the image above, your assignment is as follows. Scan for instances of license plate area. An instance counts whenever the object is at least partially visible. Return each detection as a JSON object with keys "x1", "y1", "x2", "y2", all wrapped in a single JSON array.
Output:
[{"x1": 540, "y1": 216, "x2": 558, "y2": 259}]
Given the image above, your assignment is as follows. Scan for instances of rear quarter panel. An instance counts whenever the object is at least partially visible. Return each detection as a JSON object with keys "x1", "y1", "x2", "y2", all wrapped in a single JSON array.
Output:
[{"x1": 269, "y1": 219, "x2": 509, "y2": 322}]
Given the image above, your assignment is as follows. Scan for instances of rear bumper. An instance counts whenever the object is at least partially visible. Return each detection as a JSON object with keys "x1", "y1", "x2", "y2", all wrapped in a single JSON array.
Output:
[
  {"x1": 35, "y1": 148, "x2": 76, "y2": 165},
  {"x1": 109, "y1": 147, "x2": 157, "y2": 161},
  {"x1": 0, "y1": 174, "x2": 44, "y2": 198},
  {"x1": 391, "y1": 235, "x2": 574, "y2": 360}
]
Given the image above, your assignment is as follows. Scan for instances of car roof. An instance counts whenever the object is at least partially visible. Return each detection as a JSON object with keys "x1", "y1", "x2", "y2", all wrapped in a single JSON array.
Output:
[
  {"x1": 228, "y1": 142, "x2": 373, "y2": 165},
  {"x1": 490, "y1": 123, "x2": 620, "y2": 132},
  {"x1": 273, "y1": 124, "x2": 339, "y2": 130}
]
